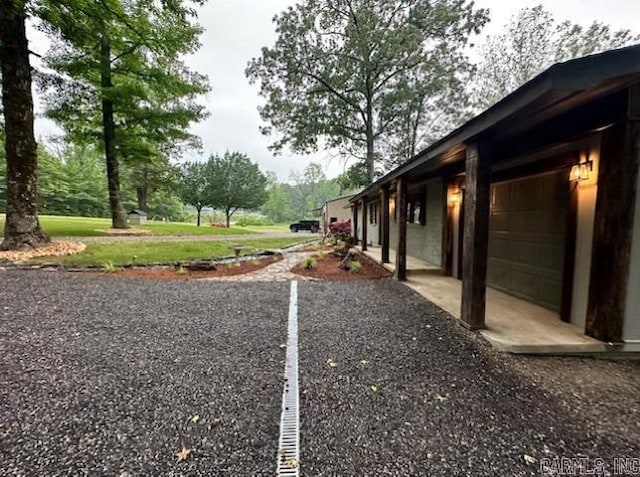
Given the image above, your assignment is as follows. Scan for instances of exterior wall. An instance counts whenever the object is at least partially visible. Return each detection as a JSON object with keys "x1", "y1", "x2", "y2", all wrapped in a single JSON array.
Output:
[
  {"x1": 624, "y1": 151, "x2": 640, "y2": 341},
  {"x1": 322, "y1": 197, "x2": 352, "y2": 234},
  {"x1": 390, "y1": 178, "x2": 444, "y2": 267},
  {"x1": 570, "y1": 138, "x2": 600, "y2": 330}
]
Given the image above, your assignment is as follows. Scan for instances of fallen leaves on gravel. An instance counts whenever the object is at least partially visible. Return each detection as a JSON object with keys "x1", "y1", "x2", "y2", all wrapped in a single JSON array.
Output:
[
  {"x1": 284, "y1": 458, "x2": 300, "y2": 469},
  {"x1": 360, "y1": 359, "x2": 369, "y2": 366},
  {"x1": 176, "y1": 447, "x2": 191, "y2": 462},
  {"x1": 523, "y1": 454, "x2": 538, "y2": 464},
  {"x1": 0, "y1": 241, "x2": 86, "y2": 262},
  {"x1": 435, "y1": 394, "x2": 448, "y2": 402},
  {"x1": 189, "y1": 415, "x2": 200, "y2": 423},
  {"x1": 370, "y1": 385, "x2": 379, "y2": 393},
  {"x1": 326, "y1": 358, "x2": 338, "y2": 368}
]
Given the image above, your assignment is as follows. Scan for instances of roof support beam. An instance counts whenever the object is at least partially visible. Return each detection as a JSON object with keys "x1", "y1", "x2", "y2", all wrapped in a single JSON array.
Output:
[
  {"x1": 394, "y1": 177, "x2": 408, "y2": 281},
  {"x1": 381, "y1": 186, "x2": 390, "y2": 264},
  {"x1": 361, "y1": 197, "x2": 368, "y2": 252},
  {"x1": 586, "y1": 85, "x2": 640, "y2": 341},
  {"x1": 460, "y1": 141, "x2": 491, "y2": 330}
]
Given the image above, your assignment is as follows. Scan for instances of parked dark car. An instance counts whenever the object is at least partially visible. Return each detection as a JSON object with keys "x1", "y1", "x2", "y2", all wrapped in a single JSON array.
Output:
[{"x1": 289, "y1": 220, "x2": 320, "y2": 233}]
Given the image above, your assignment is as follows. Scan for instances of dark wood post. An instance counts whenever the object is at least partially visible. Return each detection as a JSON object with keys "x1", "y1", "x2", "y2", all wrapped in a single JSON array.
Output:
[
  {"x1": 352, "y1": 202, "x2": 359, "y2": 245},
  {"x1": 361, "y1": 197, "x2": 368, "y2": 252},
  {"x1": 460, "y1": 141, "x2": 491, "y2": 330},
  {"x1": 395, "y1": 177, "x2": 408, "y2": 281},
  {"x1": 381, "y1": 185, "x2": 391, "y2": 263},
  {"x1": 586, "y1": 86, "x2": 640, "y2": 341}
]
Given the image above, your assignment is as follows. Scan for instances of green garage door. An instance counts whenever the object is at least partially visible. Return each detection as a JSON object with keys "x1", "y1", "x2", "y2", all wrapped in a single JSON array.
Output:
[{"x1": 487, "y1": 170, "x2": 569, "y2": 312}]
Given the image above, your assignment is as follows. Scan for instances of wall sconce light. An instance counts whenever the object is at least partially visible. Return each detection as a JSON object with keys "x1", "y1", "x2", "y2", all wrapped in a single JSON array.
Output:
[
  {"x1": 569, "y1": 159, "x2": 593, "y2": 182},
  {"x1": 448, "y1": 188, "x2": 461, "y2": 207},
  {"x1": 389, "y1": 195, "x2": 396, "y2": 217}
]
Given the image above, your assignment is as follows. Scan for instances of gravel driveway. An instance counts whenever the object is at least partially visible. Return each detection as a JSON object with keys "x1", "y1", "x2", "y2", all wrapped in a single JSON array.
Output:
[{"x1": 1, "y1": 272, "x2": 639, "y2": 476}]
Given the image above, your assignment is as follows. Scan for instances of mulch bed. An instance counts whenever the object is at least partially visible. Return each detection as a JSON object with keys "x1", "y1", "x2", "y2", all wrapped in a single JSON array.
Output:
[
  {"x1": 292, "y1": 251, "x2": 391, "y2": 281},
  {"x1": 0, "y1": 240, "x2": 86, "y2": 262},
  {"x1": 93, "y1": 255, "x2": 282, "y2": 280}
]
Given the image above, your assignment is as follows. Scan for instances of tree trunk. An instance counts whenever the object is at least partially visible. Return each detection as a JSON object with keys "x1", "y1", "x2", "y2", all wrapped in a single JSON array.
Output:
[
  {"x1": 0, "y1": 1, "x2": 48, "y2": 250},
  {"x1": 365, "y1": 99, "x2": 375, "y2": 184},
  {"x1": 196, "y1": 206, "x2": 202, "y2": 227},
  {"x1": 225, "y1": 208, "x2": 231, "y2": 228},
  {"x1": 136, "y1": 186, "x2": 147, "y2": 212},
  {"x1": 100, "y1": 35, "x2": 128, "y2": 229}
]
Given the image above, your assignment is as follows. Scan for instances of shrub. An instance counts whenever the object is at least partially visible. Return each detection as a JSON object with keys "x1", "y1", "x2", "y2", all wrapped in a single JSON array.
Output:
[
  {"x1": 176, "y1": 265, "x2": 187, "y2": 275},
  {"x1": 328, "y1": 220, "x2": 352, "y2": 242},
  {"x1": 302, "y1": 257, "x2": 316, "y2": 269},
  {"x1": 235, "y1": 215, "x2": 275, "y2": 227},
  {"x1": 350, "y1": 260, "x2": 362, "y2": 274},
  {"x1": 102, "y1": 260, "x2": 117, "y2": 273}
]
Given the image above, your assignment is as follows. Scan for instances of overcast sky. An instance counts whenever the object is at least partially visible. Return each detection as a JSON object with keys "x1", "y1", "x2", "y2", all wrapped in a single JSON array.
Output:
[{"x1": 30, "y1": 0, "x2": 640, "y2": 182}]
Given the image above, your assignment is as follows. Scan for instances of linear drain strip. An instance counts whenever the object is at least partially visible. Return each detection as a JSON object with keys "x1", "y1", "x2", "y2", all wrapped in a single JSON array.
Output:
[{"x1": 277, "y1": 280, "x2": 300, "y2": 476}]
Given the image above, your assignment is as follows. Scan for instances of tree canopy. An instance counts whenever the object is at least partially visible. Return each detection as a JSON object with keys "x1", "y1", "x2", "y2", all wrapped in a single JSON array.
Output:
[
  {"x1": 473, "y1": 5, "x2": 640, "y2": 110},
  {"x1": 246, "y1": 0, "x2": 488, "y2": 185},
  {"x1": 205, "y1": 152, "x2": 269, "y2": 228},
  {"x1": 39, "y1": 0, "x2": 209, "y2": 228}
]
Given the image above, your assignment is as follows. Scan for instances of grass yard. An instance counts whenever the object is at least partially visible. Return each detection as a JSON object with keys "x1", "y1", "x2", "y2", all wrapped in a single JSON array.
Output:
[
  {"x1": 0, "y1": 215, "x2": 257, "y2": 237},
  {"x1": 41, "y1": 237, "x2": 314, "y2": 266}
]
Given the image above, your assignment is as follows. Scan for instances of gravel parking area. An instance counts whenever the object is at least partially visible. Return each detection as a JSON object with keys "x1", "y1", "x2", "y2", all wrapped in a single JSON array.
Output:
[
  {"x1": 297, "y1": 280, "x2": 640, "y2": 476},
  {"x1": 0, "y1": 271, "x2": 289, "y2": 476},
  {"x1": 1, "y1": 272, "x2": 639, "y2": 476}
]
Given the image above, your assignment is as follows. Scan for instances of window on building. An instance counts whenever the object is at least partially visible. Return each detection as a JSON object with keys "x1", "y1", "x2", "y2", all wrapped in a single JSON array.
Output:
[
  {"x1": 407, "y1": 192, "x2": 427, "y2": 226},
  {"x1": 369, "y1": 202, "x2": 378, "y2": 224},
  {"x1": 330, "y1": 217, "x2": 338, "y2": 223}
]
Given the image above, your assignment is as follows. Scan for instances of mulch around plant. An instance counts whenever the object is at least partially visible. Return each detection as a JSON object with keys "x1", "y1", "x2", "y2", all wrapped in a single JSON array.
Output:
[
  {"x1": 292, "y1": 251, "x2": 391, "y2": 280},
  {"x1": 91, "y1": 255, "x2": 282, "y2": 280}
]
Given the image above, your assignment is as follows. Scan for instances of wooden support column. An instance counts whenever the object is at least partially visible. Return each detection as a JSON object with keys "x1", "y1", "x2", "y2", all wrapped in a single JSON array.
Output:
[
  {"x1": 361, "y1": 197, "x2": 368, "y2": 251},
  {"x1": 586, "y1": 87, "x2": 640, "y2": 342},
  {"x1": 460, "y1": 141, "x2": 491, "y2": 330},
  {"x1": 381, "y1": 186, "x2": 390, "y2": 263},
  {"x1": 394, "y1": 177, "x2": 408, "y2": 281},
  {"x1": 352, "y1": 202, "x2": 359, "y2": 245}
]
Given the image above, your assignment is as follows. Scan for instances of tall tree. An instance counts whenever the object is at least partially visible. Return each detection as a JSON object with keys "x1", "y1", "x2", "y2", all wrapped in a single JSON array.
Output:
[
  {"x1": 474, "y1": 5, "x2": 640, "y2": 110},
  {"x1": 0, "y1": 0, "x2": 48, "y2": 249},
  {"x1": 205, "y1": 152, "x2": 268, "y2": 228},
  {"x1": 246, "y1": 0, "x2": 487, "y2": 183},
  {"x1": 40, "y1": 0, "x2": 209, "y2": 228},
  {"x1": 179, "y1": 161, "x2": 208, "y2": 227}
]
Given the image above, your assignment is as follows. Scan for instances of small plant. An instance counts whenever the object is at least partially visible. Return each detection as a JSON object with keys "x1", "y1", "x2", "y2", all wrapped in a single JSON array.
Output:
[
  {"x1": 350, "y1": 260, "x2": 362, "y2": 274},
  {"x1": 103, "y1": 260, "x2": 117, "y2": 273},
  {"x1": 302, "y1": 257, "x2": 316, "y2": 270},
  {"x1": 176, "y1": 265, "x2": 188, "y2": 275},
  {"x1": 312, "y1": 252, "x2": 325, "y2": 261}
]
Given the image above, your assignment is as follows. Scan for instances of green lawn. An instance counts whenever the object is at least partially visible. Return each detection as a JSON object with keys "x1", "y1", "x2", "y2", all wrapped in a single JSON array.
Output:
[
  {"x1": 0, "y1": 215, "x2": 259, "y2": 237},
  {"x1": 41, "y1": 237, "x2": 313, "y2": 266}
]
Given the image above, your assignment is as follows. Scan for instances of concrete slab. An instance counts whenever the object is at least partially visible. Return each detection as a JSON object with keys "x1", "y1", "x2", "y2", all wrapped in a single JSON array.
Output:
[
  {"x1": 359, "y1": 246, "x2": 441, "y2": 274},
  {"x1": 404, "y1": 274, "x2": 607, "y2": 354}
]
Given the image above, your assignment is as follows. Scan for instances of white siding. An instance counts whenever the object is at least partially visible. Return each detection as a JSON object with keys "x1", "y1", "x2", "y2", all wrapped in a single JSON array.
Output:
[{"x1": 624, "y1": 157, "x2": 640, "y2": 341}]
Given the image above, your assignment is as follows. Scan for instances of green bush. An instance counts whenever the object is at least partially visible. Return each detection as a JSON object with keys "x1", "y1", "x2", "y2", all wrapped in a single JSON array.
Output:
[
  {"x1": 302, "y1": 257, "x2": 316, "y2": 270},
  {"x1": 235, "y1": 215, "x2": 274, "y2": 226},
  {"x1": 350, "y1": 260, "x2": 362, "y2": 274}
]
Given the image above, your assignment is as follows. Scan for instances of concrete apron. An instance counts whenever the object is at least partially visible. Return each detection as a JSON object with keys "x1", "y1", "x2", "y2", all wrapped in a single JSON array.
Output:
[{"x1": 360, "y1": 247, "x2": 623, "y2": 356}]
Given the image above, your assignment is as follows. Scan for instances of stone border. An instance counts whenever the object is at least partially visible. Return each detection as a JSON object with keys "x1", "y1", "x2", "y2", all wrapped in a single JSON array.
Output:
[{"x1": 0, "y1": 238, "x2": 320, "y2": 272}]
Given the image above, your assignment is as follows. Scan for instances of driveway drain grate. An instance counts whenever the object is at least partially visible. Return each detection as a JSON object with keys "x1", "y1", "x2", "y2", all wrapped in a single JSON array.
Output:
[{"x1": 277, "y1": 280, "x2": 300, "y2": 476}]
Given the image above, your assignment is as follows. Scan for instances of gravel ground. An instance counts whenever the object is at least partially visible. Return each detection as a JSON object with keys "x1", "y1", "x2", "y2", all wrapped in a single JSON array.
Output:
[
  {"x1": 297, "y1": 280, "x2": 640, "y2": 476},
  {"x1": 2, "y1": 272, "x2": 639, "y2": 476},
  {"x1": 0, "y1": 271, "x2": 289, "y2": 476}
]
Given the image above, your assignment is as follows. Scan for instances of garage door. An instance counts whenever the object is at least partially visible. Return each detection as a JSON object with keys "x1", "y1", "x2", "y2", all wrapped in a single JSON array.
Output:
[{"x1": 487, "y1": 170, "x2": 569, "y2": 312}]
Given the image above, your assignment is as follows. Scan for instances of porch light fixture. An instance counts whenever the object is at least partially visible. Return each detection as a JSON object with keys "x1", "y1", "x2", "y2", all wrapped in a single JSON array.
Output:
[
  {"x1": 448, "y1": 188, "x2": 461, "y2": 206},
  {"x1": 569, "y1": 159, "x2": 593, "y2": 182}
]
